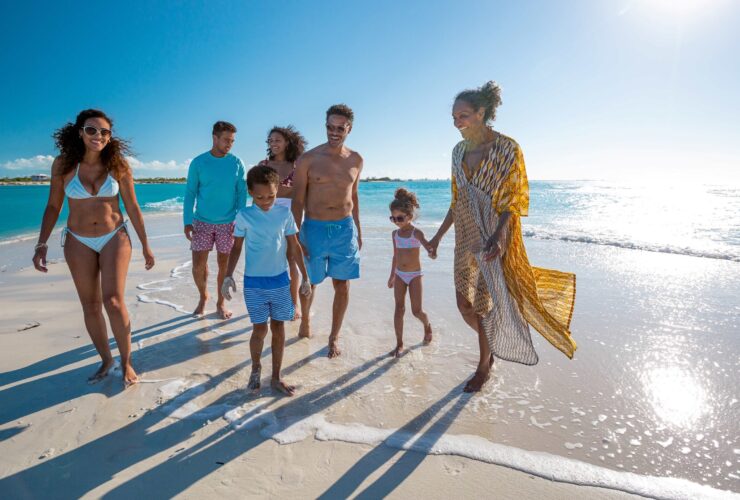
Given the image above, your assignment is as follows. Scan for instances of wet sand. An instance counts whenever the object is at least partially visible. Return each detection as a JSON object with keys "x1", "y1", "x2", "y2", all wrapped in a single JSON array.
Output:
[{"x1": 0, "y1": 213, "x2": 737, "y2": 499}]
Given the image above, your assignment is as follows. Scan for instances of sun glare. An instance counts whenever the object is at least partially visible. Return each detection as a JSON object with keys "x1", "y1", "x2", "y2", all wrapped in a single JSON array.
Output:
[
  {"x1": 644, "y1": 367, "x2": 708, "y2": 427},
  {"x1": 634, "y1": 0, "x2": 730, "y2": 22}
]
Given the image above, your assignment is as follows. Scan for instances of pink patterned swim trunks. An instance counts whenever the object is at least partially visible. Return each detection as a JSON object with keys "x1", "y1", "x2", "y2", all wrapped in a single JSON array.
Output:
[{"x1": 191, "y1": 220, "x2": 235, "y2": 254}]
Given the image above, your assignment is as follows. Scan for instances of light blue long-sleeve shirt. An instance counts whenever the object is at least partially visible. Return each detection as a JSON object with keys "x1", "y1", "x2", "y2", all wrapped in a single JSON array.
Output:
[{"x1": 183, "y1": 151, "x2": 247, "y2": 226}]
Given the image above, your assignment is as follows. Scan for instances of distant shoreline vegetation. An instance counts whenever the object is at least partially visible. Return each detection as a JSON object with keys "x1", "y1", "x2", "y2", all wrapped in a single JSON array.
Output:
[
  {"x1": 361, "y1": 177, "x2": 404, "y2": 182},
  {"x1": 0, "y1": 177, "x2": 187, "y2": 185},
  {"x1": 1, "y1": 176, "x2": 443, "y2": 185}
]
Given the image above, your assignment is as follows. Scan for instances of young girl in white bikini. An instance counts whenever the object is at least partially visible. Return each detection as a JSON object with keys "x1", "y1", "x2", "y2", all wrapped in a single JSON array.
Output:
[{"x1": 387, "y1": 188, "x2": 434, "y2": 357}]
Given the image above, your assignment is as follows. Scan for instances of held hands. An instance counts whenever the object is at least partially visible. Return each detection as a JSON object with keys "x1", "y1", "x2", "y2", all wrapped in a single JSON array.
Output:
[
  {"x1": 222, "y1": 276, "x2": 237, "y2": 301},
  {"x1": 427, "y1": 236, "x2": 440, "y2": 259},
  {"x1": 299, "y1": 278, "x2": 312, "y2": 297},
  {"x1": 184, "y1": 225, "x2": 193, "y2": 241}
]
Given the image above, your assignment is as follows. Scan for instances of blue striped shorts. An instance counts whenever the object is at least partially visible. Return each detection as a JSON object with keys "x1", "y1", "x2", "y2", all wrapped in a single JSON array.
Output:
[{"x1": 243, "y1": 272, "x2": 294, "y2": 324}]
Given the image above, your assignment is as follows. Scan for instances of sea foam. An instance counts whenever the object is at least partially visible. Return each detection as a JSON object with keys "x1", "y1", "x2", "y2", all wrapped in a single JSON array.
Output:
[
  {"x1": 222, "y1": 409, "x2": 738, "y2": 500},
  {"x1": 142, "y1": 196, "x2": 184, "y2": 212},
  {"x1": 522, "y1": 229, "x2": 740, "y2": 262}
]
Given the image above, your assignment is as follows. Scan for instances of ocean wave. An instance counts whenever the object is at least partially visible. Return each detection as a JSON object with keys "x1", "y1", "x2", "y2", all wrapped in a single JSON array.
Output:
[
  {"x1": 522, "y1": 229, "x2": 740, "y2": 262},
  {"x1": 143, "y1": 197, "x2": 184, "y2": 212},
  {"x1": 221, "y1": 409, "x2": 735, "y2": 500},
  {"x1": 0, "y1": 232, "x2": 37, "y2": 245}
]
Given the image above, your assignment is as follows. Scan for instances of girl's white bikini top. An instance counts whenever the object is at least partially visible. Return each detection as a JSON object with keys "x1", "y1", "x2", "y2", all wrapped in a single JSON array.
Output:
[{"x1": 64, "y1": 164, "x2": 119, "y2": 199}]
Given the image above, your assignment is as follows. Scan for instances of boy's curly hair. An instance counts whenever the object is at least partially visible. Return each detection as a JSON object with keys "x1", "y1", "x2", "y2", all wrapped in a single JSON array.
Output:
[{"x1": 247, "y1": 165, "x2": 280, "y2": 190}]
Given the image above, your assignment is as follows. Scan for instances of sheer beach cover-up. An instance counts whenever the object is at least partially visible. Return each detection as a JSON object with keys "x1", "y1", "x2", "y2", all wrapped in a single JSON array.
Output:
[{"x1": 450, "y1": 133, "x2": 577, "y2": 364}]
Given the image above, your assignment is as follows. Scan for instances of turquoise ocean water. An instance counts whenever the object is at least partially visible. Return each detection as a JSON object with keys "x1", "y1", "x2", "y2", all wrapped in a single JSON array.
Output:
[{"x1": 2, "y1": 180, "x2": 738, "y2": 262}]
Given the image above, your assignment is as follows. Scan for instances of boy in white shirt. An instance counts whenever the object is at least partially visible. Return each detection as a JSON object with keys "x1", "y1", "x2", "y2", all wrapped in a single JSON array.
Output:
[{"x1": 222, "y1": 166, "x2": 310, "y2": 396}]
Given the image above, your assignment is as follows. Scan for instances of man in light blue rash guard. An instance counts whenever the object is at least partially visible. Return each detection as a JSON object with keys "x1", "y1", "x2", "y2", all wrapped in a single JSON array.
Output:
[
  {"x1": 221, "y1": 165, "x2": 311, "y2": 396},
  {"x1": 183, "y1": 121, "x2": 247, "y2": 319}
]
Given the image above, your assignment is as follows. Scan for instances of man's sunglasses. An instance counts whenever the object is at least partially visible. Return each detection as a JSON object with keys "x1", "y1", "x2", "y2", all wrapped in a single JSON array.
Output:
[
  {"x1": 326, "y1": 124, "x2": 350, "y2": 134},
  {"x1": 82, "y1": 126, "x2": 112, "y2": 138},
  {"x1": 389, "y1": 215, "x2": 408, "y2": 223}
]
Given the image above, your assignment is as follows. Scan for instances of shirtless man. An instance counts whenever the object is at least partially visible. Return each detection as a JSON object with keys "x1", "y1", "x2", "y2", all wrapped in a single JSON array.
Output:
[{"x1": 291, "y1": 104, "x2": 363, "y2": 358}]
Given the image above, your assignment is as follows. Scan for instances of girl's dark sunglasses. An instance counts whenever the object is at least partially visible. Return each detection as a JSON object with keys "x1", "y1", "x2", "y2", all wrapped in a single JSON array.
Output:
[
  {"x1": 82, "y1": 126, "x2": 112, "y2": 138},
  {"x1": 389, "y1": 215, "x2": 408, "y2": 223}
]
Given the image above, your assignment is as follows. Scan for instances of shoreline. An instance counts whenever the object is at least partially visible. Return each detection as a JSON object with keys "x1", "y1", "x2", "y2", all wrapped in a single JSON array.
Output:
[
  {"x1": 0, "y1": 180, "x2": 187, "y2": 186},
  {"x1": 0, "y1": 258, "x2": 735, "y2": 499},
  {"x1": 0, "y1": 212, "x2": 738, "y2": 497}
]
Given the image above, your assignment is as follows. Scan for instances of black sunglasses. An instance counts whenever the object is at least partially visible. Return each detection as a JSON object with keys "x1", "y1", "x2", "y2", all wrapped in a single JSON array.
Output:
[{"x1": 389, "y1": 215, "x2": 408, "y2": 223}]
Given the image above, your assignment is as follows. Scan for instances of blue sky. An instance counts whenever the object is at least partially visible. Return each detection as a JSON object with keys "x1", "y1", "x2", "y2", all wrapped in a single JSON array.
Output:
[{"x1": 1, "y1": 0, "x2": 738, "y2": 182}]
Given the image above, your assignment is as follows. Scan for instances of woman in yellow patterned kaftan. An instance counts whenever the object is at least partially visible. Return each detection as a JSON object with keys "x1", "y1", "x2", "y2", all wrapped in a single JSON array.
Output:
[{"x1": 429, "y1": 82, "x2": 577, "y2": 392}]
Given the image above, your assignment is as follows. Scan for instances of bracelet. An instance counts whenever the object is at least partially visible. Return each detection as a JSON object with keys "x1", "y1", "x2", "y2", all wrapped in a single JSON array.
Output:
[{"x1": 34, "y1": 242, "x2": 48, "y2": 252}]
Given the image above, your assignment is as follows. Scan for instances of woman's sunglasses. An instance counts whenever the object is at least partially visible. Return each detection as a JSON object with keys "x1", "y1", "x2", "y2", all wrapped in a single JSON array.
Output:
[
  {"x1": 389, "y1": 215, "x2": 408, "y2": 223},
  {"x1": 82, "y1": 126, "x2": 112, "y2": 138}
]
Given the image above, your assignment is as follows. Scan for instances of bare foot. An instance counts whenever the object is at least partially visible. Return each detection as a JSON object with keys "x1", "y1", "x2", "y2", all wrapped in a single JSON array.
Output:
[
  {"x1": 463, "y1": 369, "x2": 490, "y2": 392},
  {"x1": 247, "y1": 369, "x2": 261, "y2": 393},
  {"x1": 123, "y1": 364, "x2": 139, "y2": 389},
  {"x1": 271, "y1": 378, "x2": 296, "y2": 396},
  {"x1": 216, "y1": 302, "x2": 232, "y2": 320},
  {"x1": 463, "y1": 354, "x2": 494, "y2": 393},
  {"x1": 87, "y1": 358, "x2": 115, "y2": 384},
  {"x1": 298, "y1": 320, "x2": 311, "y2": 339},
  {"x1": 193, "y1": 294, "x2": 208, "y2": 317},
  {"x1": 389, "y1": 345, "x2": 405, "y2": 358},
  {"x1": 328, "y1": 337, "x2": 341, "y2": 358},
  {"x1": 423, "y1": 323, "x2": 433, "y2": 345}
]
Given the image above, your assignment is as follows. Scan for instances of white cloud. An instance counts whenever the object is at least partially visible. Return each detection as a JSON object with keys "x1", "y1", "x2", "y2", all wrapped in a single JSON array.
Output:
[
  {"x1": 1, "y1": 155, "x2": 55, "y2": 171},
  {"x1": 0, "y1": 155, "x2": 192, "y2": 178},
  {"x1": 125, "y1": 156, "x2": 191, "y2": 173}
]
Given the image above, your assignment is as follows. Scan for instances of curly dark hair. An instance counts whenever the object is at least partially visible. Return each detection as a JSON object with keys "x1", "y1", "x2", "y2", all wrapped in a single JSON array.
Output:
[
  {"x1": 52, "y1": 109, "x2": 132, "y2": 179},
  {"x1": 326, "y1": 103, "x2": 354, "y2": 123},
  {"x1": 266, "y1": 125, "x2": 307, "y2": 162},
  {"x1": 389, "y1": 187, "x2": 420, "y2": 217},
  {"x1": 455, "y1": 81, "x2": 503, "y2": 124},
  {"x1": 247, "y1": 165, "x2": 280, "y2": 190}
]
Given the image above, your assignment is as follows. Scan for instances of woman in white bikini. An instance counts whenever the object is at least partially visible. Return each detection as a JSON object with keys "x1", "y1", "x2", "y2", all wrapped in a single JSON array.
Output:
[
  {"x1": 32, "y1": 109, "x2": 155, "y2": 388},
  {"x1": 260, "y1": 125, "x2": 307, "y2": 319},
  {"x1": 387, "y1": 188, "x2": 434, "y2": 357}
]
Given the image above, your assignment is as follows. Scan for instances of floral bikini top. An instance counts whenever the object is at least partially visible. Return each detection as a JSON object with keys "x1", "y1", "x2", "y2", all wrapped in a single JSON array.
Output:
[
  {"x1": 394, "y1": 228, "x2": 422, "y2": 249},
  {"x1": 280, "y1": 168, "x2": 295, "y2": 187}
]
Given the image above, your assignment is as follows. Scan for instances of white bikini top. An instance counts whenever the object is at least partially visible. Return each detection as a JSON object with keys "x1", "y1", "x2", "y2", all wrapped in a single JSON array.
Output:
[{"x1": 64, "y1": 164, "x2": 119, "y2": 199}]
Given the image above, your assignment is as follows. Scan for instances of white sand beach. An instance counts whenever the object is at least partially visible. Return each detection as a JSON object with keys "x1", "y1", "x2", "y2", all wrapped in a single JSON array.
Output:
[{"x1": 1, "y1": 213, "x2": 738, "y2": 499}]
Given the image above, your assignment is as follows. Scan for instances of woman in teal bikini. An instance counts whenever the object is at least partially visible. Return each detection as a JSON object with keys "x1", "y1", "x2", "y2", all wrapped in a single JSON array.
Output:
[{"x1": 32, "y1": 109, "x2": 155, "y2": 388}]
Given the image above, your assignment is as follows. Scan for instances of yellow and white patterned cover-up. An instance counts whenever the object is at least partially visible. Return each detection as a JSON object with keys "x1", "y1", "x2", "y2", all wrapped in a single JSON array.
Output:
[{"x1": 450, "y1": 132, "x2": 577, "y2": 365}]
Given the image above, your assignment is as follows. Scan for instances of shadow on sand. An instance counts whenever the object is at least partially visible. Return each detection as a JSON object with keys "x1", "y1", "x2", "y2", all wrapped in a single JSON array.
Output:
[
  {"x1": 0, "y1": 341, "x2": 469, "y2": 499},
  {"x1": 0, "y1": 314, "x2": 249, "y2": 429}
]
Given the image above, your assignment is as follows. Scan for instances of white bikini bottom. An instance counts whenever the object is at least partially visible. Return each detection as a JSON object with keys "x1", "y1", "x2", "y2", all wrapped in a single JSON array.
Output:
[{"x1": 62, "y1": 222, "x2": 129, "y2": 253}]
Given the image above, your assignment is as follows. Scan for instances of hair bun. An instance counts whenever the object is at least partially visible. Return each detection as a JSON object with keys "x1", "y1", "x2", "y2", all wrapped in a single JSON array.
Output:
[
  {"x1": 480, "y1": 81, "x2": 502, "y2": 110},
  {"x1": 394, "y1": 188, "x2": 420, "y2": 209}
]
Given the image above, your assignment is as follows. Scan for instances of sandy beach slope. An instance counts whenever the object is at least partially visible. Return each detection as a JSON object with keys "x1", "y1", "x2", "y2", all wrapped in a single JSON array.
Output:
[{"x1": 0, "y1": 213, "x2": 737, "y2": 499}]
